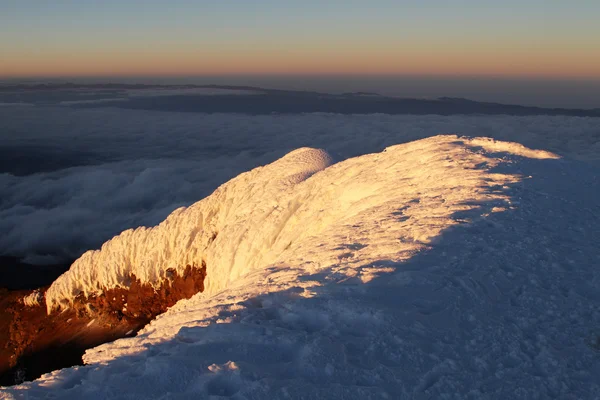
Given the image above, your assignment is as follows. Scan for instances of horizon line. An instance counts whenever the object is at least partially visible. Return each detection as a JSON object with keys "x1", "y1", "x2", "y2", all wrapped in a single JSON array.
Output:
[{"x1": 2, "y1": 73, "x2": 600, "y2": 82}]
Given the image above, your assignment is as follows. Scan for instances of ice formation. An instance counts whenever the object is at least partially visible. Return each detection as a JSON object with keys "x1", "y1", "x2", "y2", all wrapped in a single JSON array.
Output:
[
  {"x1": 45, "y1": 147, "x2": 335, "y2": 312},
  {"x1": 46, "y1": 135, "x2": 555, "y2": 313}
]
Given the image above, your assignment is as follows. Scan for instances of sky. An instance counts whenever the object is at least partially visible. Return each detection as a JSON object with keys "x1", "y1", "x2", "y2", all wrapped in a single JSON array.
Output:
[{"x1": 1, "y1": 0, "x2": 599, "y2": 79}]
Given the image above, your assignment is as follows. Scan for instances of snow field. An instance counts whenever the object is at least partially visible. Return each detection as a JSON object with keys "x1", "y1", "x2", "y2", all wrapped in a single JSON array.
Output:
[{"x1": 5, "y1": 134, "x2": 600, "y2": 399}]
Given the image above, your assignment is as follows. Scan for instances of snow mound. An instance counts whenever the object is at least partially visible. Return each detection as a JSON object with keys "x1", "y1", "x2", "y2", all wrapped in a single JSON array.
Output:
[
  {"x1": 45, "y1": 147, "x2": 334, "y2": 312},
  {"x1": 4, "y1": 135, "x2": 600, "y2": 398},
  {"x1": 45, "y1": 136, "x2": 557, "y2": 313}
]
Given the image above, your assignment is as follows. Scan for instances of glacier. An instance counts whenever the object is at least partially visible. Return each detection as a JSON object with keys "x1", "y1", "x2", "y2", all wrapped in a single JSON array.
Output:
[{"x1": 2, "y1": 135, "x2": 600, "y2": 399}]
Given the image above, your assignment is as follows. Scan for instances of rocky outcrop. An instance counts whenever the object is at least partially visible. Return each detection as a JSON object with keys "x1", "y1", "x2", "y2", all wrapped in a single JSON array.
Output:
[
  {"x1": 0, "y1": 264, "x2": 206, "y2": 385},
  {"x1": 72, "y1": 263, "x2": 207, "y2": 322}
]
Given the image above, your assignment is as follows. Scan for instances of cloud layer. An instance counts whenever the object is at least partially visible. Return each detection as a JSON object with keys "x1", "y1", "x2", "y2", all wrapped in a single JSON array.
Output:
[{"x1": 1, "y1": 106, "x2": 598, "y2": 265}]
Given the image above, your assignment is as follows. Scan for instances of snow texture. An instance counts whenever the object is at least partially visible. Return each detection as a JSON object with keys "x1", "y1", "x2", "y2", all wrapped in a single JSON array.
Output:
[
  {"x1": 43, "y1": 147, "x2": 334, "y2": 311},
  {"x1": 3, "y1": 135, "x2": 600, "y2": 399}
]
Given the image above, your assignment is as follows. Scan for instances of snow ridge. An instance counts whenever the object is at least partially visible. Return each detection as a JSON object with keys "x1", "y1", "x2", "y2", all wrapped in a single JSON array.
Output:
[
  {"x1": 45, "y1": 136, "x2": 556, "y2": 313},
  {"x1": 45, "y1": 147, "x2": 334, "y2": 312},
  {"x1": 7, "y1": 135, "x2": 600, "y2": 399}
]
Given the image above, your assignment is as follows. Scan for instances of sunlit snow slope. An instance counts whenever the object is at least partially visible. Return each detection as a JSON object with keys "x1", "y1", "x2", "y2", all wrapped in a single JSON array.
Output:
[
  {"x1": 46, "y1": 135, "x2": 553, "y2": 312},
  {"x1": 4, "y1": 135, "x2": 600, "y2": 399}
]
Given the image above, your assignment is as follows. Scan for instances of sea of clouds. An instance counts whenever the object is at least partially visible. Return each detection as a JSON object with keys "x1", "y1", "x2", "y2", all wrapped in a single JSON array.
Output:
[{"x1": 1, "y1": 106, "x2": 598, "y2": 265}]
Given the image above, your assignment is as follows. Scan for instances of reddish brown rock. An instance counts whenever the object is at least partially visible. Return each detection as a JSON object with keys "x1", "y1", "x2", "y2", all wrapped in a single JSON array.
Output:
[{"x1": 0, "y1": 263, "x2": 206, "y2": 386}]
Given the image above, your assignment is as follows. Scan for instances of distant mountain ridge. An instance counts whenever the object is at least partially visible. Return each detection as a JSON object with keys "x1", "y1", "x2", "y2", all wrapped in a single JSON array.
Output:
[{"x1": 1, "y1": 83, "x2": 599, "y2": 117}]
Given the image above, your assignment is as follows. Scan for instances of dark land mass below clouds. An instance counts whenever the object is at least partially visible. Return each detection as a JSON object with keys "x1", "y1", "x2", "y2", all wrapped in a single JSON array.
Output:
[
  {"x1": 0, "y1": 256, "x2": 73, "y2": 290},
  {"x1": 111, "y1": 93, "x2": 600, "y2": 117},
  {"x1": 0, "y1": 144, "x2": 111, "y2": 176},
  {"x1": 1, "y1": 83, "x2": 599, "y2": 117}
]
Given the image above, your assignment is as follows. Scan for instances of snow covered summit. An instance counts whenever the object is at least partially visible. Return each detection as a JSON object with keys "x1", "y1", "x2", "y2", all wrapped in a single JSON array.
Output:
[
  {"x1": 44, "y1": 146, "x2": 335, "y2": 312},
  {"x1": 5, "y1": 135, "x2": 600, "y2": 399},
  {"x1": 45, "y1": 135, "x2": 552, "y2": 313}
]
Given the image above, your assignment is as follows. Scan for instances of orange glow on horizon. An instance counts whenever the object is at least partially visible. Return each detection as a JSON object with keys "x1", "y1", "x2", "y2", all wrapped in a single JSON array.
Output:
[
  {"x1": 3, "y1": 2, "x2": 600, "y2": 82},
  {"x1": 2, "y1": 45, "x2": 600, "y2": 80}
]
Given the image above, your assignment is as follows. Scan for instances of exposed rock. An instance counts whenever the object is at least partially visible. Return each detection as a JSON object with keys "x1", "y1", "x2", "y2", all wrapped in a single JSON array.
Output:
[{"x1": 0, "y1": 263, "x2": 206, "y2": 385}]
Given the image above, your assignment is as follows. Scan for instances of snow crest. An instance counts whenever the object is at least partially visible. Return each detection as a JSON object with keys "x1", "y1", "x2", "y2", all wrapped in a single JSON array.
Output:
[
  {"x1": 45, "y1": 136, "x2": 557, "y2": 313},
  {"x1": 45, "y1": 147, "x2": 334, "y2": 312}
]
